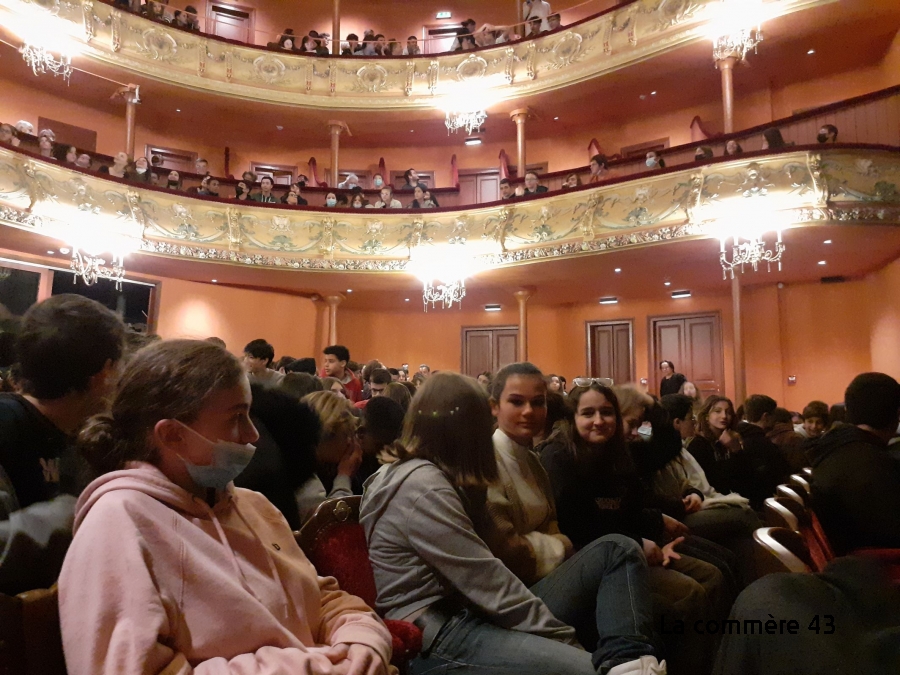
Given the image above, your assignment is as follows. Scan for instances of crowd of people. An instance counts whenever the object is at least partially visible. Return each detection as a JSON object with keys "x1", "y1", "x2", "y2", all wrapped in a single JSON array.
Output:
[{"x1": 0, "y1": 292, "x2": 898, "y2": 674}]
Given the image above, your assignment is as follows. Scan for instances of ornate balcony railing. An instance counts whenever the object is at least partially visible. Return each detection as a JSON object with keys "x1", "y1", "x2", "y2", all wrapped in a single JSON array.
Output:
[
  {"x1": 0, "y1": 0, "x2": 830, "y2": 108},
  {"x1": 1, "y1": 144, "x2": 899, "y2": 276}
]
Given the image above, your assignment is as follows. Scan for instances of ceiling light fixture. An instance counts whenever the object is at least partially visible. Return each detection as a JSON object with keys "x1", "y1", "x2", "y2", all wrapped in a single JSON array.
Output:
[
  {"x1": 464, "y1": 137, "x2": 482, "y2": 146},
  {"x1": 404, "y1": 298, "x2": 410, "y2": 302},
  {"x1": 47, "y1": 250, "x2": 54, "y2": 254},
  {"x1": 553, "y1": 116, "x2": 559, "y2": 120},
  {"x1": 671, "y1": 290, "x2": 692, "y2": 299},
  {"x1": 719, "y1": 231, "x2": 784, "y2": 279},
  {"x1": 664, "y1": 281, "x2": 672, "y2": 286},
  {"x1": 598, "y1": 296, "x2": 619, "y2": 305},
  {"x1": 211, "y1": 279, "x2": 217, "y2": 283},
  {"x1": 20, "y1": 44, "x2": 73, "y2": 83},
  {"x1": 346, "y1": 289, "x2": 353, "y2": 293},
  {"x1": 807, "y1": 49, "x2": 815, "y2": 55},
  {"x1": 818, "y1": 260, "x2": 826, "y2": 265},
  {"x1": 614, "y1": 268, "x2": 622, "y2": 273},
  {"x1": 484, "y1": 304, "x2": 502, "y2": 312},
  {"x1": 823, "y1": 239, "x2": 832, "y2": 244},
  {"x1": 708, "y1": 0, "x2": 764, "y2": 63},
  {"x1": 276, "y1": 125, "x2": 284, "y2": 131},
  {"x1": 651, "y1": 91, "x2": 657, "y2": 95},
  {"x1": 176, "y1": 109, "x2": 181, "y2": 112}
]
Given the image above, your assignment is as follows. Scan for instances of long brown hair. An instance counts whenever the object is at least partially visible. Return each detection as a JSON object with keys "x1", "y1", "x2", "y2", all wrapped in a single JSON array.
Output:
[
  {"x1": 697, "y1": 395, "x2": 737, "y2": 442},
  {"x1": 392, "y1": 372, "x2": 498, "y2": 488},
  {"x1": 78, "y1": 339, "x2": 244, "y2": 476},
  {"x1": 564, "y1": 383, "x2": 632, "y2": 474}
]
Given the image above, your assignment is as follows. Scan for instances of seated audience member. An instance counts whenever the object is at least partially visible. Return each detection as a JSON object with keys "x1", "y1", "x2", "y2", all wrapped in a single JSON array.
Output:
[
  {"x1": 449, "y1": 18, "x2": 477, "y2": 51},
  {"x1": 62, "y1": 145, "x2": 78, "y2": 164},
  {"x1": 368, "y1": 186, "x2": 402, "y2": 209},
  {"x1": 127, "y1": 155, "x2": 154, "y2": 183},
  {"x1": 100, "y1": 152, "x2": 128, "y2": 177},
  {"x1": 810, "y1": 372, "x2": 900, "y2": 554},
  {"x1": 761, "y1": 127, "x2": 787, "y2": 149},
  {"x1": 678, "y1": 380, "x2": 703, "y2": 412},
  {"x1": 295, "y1": 391, "x2": 362, "y2": 522},
  {"x1": 322, "y1": 344, "x2": 362, "y2": 402},
  {"x1": 817, "y1": 124, "x2": 838, "y2": 144},
  {"x1": 547, "y1": 12, "x2": 561, "y2": 31},
  {"x1": 75, "y1": 153, "x2": 92, "y2": 169},
  {"x1": 371, "y1": 173, "x2": 385, "y2": 189},
  {"x1": 342, "y1": 33, "x2": 360, "y2": 55},
  {"x1": 0, "y1": 123, "x2": 17, "y2": 146},
  {"x1": 324, "y1": 192, "x2": 337, "y2": 207},
  {"x1": 0, "y1": 295, "x2": 124, "y2": 595},
  {"x1": 687, "y1": 396, "x2": 746, "y2": 499},
  {"x1": 714, "y1": 555, "x2": 900, "y2": 675},
  {"x1": 799, "y1": 399, "x2": 829, "y2": 443},
  {"x1": 537, "y1": 381, "x2": 726, "y2": 672},
  {"x1": 173, "y1": 6, "x2": 199, "y2": 31},
  {"x1": 234, "y1": 180, "x2": 252, "y2": 200},
  {"x1": 387, "y1": 39, "x2": 402, "y2": 56},
  {"x1": 194, "y1": 158, "x2": 209, "y2": 176},
  {"x1": 645, "y1": 151, "x2": 665, "y2": 170},
  {"x1": 321, "y1": 377, "x2": 348, "y2": 398},
  {"x1": 234, "y1": 384, "x2": 320, "y2": 529},
  {"x1": 422, "y1": 189, "x2": 439, "y2": 207},
  {"x1": 408, "y1": 185, "x2": 435, "y2": 209},
  {"x1": 765, "y1": 406, "x2": 807, "y2": 472},
  {"x1": 564, "y1": 173, "x2": 581, "y2": 188},
  {"x1": 828, "y1": 402, "x2": 846, "y2": 429},
  {"x1": 547, "y1": 374, "x2": 563, "y2": 393},
  {"x1": 359, "y1": 33, "x2": 376, "y2": 55},
  {"x1": 659, "y1": 361, "x2": 686, "y2": 397},
  {"x1": 356, "y1": 395, "x2": 405, "y2": 485},
  {"x1": 37, "y1": 129, "x2": 55, "y2": 158},
  {"x1": 272, "y1": 355, "x2": 295, "y2": 373},
  {"x1": 277, "y1": 372, "x2": 323, "y2": 401},
  {"x1": 241, "y1": 338, "x2": 284, "y2": 388},
  {"x1": 15, "y1": 120, "x2": 34, "y2": 138},
  {"x1": 355, "y1": 368, "x2": 392, "y2": 410},
  {"x1": 362, "y1": 371, "x2": 667, "y2": 675},
  {"x1": 399, "y1": 168, "x2": 427, "y2": 192},
  {"x1": 526, "y1": 18, "x2": 543, "y2": 37},
  {"x1": 499, "y1": 178, "x2": 516, "y2": 200},
  {"x1": 241, "y1": 170, "x2": 257, "y2": 183},
  {"x1": 165, "y1": 170, "x2": 181, "y2": 190},
  {"x1": 523, "y1": 0, "x2": 552, "y2": 32},
  {"x1": 383, "y1": 382, "x2": 411, "y2": 413},
  {"x1": 60, "y1": 340, "x2": 392, "y2": 674},
  {"x1": 733, "y1": 395, "x2": 792, "y2": 505},
  {"x1": 694, "y1": 146, "x2": 714, "y2": 161},
  {"x1": 337, "y1": 173, "x2": 359, "y2": 190},
  {"x1": 403, "y1": 35, "x2": 420, "y2": 55},
  {"x1": 198, "y1": 176, "x2": 220, "y2": 196},
  {"x1": 252, "y1": 176, "x2": 278, "y2": 203},
  {"x1": 523, "y1": 171, "x2": 548, "y2": 195},
  {"x1": 281, "y1": 182, "x2": 307, "y2": 205},
  {"x1": 724, "y1": 140, "x2": 743, "y2": 156},
  {"x1": 589, "y1": 154, "x2": 609, "y2": 183},
  {"x1": 350, "y1": 192, "x2": 367, "y2": 208}
]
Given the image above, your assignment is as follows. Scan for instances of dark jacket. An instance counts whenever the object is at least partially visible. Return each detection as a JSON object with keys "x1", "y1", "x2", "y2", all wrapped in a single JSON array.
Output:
[
  {"x1": 538, "y1": 423, "x2": 663, "y2": 550},
  {"x1": 767, "y1": 422, "x2": 808, "y2": 473},
  {"x1": 810, "y1": 423, "x2": 900, "y2": 556},
  {"x1": 659, "y1": 373, "x2": 686, "y2": 397}
]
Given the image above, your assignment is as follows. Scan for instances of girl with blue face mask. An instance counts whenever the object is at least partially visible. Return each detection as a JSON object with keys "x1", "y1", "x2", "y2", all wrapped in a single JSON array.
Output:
[
  {"x1": 325, "y1": 192, "x2": 337, "y2": 207},
  {"x1": 61, "y1": 340, "x2": 392, "y2": 675}
]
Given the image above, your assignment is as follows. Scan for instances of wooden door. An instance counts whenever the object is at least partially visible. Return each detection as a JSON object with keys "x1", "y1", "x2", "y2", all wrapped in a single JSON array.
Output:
[
  {"x1": 462, "y1": 326, "x2": 519, "y2": 377},
  {"x1": 651, "y1": 313, "x2": 723, "y2": 400},
  {"x1": 208, "y1": 3, "x2": 254, "y2": 43},
  {"x1": 587, "y1": 321, "x2": 633, "y2": 385},
  {"x1": 458, "y1": 170, "x2": 500, "y2": 205}
]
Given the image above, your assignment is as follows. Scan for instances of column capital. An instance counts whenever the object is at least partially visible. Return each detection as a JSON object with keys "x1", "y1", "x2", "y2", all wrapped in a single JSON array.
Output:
[
  {"x1": 324, "y1": 293, "x2": 344, "y2": 308},
  {"x1": 513, "y1": 287, "x2": 536, "y2": 303},
  {"x1": 509, "y1": 108, "x2": 531, "y2": 124},
  {"x1": 112, "y1": 83, "x2": 141, "y2": 105},
  {"x1": 714, "y1": 54, "x2": 739, "y2": 70},
  {"x1": 327, "y1": 120, "x2": 351, "y2": 136}
]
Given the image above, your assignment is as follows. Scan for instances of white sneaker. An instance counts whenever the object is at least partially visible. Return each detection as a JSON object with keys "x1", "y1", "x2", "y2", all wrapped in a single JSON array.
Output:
[{"x1": 606, "y1": 656, "x2": 667, "y2": 675}]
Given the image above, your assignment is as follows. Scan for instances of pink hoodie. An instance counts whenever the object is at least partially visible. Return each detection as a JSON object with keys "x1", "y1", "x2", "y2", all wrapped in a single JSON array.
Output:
[{"x1": 59, "y1": 462, "x2": 391, "y2": 674}]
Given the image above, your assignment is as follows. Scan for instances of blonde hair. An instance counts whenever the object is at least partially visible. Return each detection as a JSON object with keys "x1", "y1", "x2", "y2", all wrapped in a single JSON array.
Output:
[
  {"x1": 611, "y1": 384, "x2": 653, "y2": 420},
  {"x1": 301, "y1": 390, "x2": 357, "y2": 440}
]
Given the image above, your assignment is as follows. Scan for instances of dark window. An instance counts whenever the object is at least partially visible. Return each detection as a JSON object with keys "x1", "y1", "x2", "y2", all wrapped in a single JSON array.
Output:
[{"x1": 51, "y1": 273, "x2": 152, "y2": 331}]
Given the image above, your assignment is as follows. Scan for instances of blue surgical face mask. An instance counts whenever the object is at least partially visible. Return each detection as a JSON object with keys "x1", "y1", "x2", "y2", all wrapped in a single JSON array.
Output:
[
  {"x1": 637, "y1": 422, "x2": 653, "y2": 440},
  {"x1": 326, "y1": 198, "x2": 336, "y2": 207},
  {"x1": 353, "y1": 202, "x2": 362, "y2": 208},
  {"x1": 373, "y1": 177, "x2": 383, "y2": 187},
  {"x1": 175, "y1": 421, "x2": 256, "y2": 490},
  {"x1": 646, "y1": 158, "x2": 657, "y2": 168}
]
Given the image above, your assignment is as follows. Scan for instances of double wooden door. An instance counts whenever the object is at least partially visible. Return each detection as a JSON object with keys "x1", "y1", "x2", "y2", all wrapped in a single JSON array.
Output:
[
  {"x1": 651, "y1": 313, "x2": 724, "y2": 400},
  {"x1": 462, "y1": 326, "x2": 518, "y2": 377},
  {"x1": 587, "y1": 321, "x2": 633, "y2": 385}
]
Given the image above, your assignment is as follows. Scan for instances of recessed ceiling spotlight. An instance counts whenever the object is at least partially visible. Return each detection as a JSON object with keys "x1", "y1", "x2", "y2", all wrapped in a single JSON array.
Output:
[
  {"x1": 346, "y1": 289, "x2": 352, "y2": 293},
  {"x1": 211, "y1": 279, "x2": 218, "y2": 283},
  {"x1": 807, "y1": 49, "x2": 815, "y2": 55},
  {"x1": 598, "y1": 296, "x2": 618, "y2": 305},
  {"x1": 484, "y1": 304, "x2": 502, "y2": 312},
  {"x1": 553, "y1": 116, "x2": 559, "y2": 120},
  {"x1": 664, "y1": 281, "x2": 672, "y2": 286},
  {"x1": 59, "y1": 247, "x2": 70, "y2": 254},
  {"x1": 671, "y1": 290, "x2": 692, "y2": 299},
  {"x1": 651, "y1": 91, "x2": 657, "y2": 96},
  {"x1": 464, "y1": 137, "x2": 482, "y2": 146},
  {"x1": 639, "y1": 94, "x2": 647, "y2": 100},
  {"x1": 818, "y1": 260, "x2": 827, "y2": 265},
  {"x1": 176, "y1": 109, "x2": 181, "y2": 112},
  {"x1": 47, "y1": 250, "x2": 54, "y2": 254},
  {"x1": 410, "y1": 129, "x2": 414, "y2": 133},
  {"x1": 614, "y1": 268, "x2": 622, "y2": 273},
  {"x1": 823, "y1": 239, "x2": 832, "y2": 244},
  {"x1": 404, "y1": 298, "x2": 410, "y2": 302},
  {"x1": 276, "y1": 125, "x2": 284, "y2": 131}
]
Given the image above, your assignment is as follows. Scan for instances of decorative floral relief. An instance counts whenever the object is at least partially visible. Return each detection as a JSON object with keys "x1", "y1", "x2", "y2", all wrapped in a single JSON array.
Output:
[
  {"x1": 253, "y1": 55, "x2": 286, "y2": 84},
  {"x1": 456, "y1": 55, "x2": 488, "y2": 82},
  {"x1": 31, "y1": 0, "x2": 62, "y2": 16},
  {"x1": 138, "y1": 27, "x2": 178, "y2": 60},
  {"x1": 270, "y1": 215, "x2": 293, "y2": 234},
  {"x1": 549, "y1": 32, "x2": 583, "y2": 68},
  {"x1": 355, "y1": 64, "x2": 389, "y2": 93}
]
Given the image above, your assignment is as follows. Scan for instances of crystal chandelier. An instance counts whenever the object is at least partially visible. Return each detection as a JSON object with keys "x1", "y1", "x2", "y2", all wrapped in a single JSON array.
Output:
[
  {"x1": 422, "y1": 278, "x2": 466, "y2": 311},
  {"x1": 20, "y1": 44, "x2": 73, "y2": 83},
  {"x1": 712, "y1": 26, "x2": 762, "y2": 62},
  {"x1": 69, "y1": 248, "x2": 127, "y2": 290},
  {"x1": 445, "y1": 109, "x2": 488, "y2": 135},
  {"x1": 719, "y1": 232, "x2": 784, "y2": 279}
]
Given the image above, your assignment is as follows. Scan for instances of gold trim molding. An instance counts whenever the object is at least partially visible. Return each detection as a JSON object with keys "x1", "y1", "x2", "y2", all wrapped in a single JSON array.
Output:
[
  {"x1": 0, "y1": 0, "x2": 833, "y2": 109},
  {"x1": 1, "y1": 145, "x2": 899, "y2": 273}
]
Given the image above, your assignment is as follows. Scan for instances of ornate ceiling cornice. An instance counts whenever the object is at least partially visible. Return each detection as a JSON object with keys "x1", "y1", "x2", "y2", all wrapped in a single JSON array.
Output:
[
  {"x1": 1, "y1": 145, "x2": 899, "y2": 274},
  {"x1": 0, "y1": 0, "x2": 833, "y2": 109}
]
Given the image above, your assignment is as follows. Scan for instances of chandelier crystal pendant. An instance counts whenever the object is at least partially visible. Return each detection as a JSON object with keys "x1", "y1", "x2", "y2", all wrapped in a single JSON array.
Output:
[
  {"x1": 445, "y1": 109, "x2": 488, "y2": 135},
  {"x1": 712, "y1": 27, "x2": 763, "y2": 63},
  {"x1": 422, "y1": 278, "x2": 466, "y2": 311},
  {"x1": 20, "y1": 44, "x2": 73, "y2": 83},
  {"x1": 719, "y1": 232, "x2": 784, "y2": 280},
  {"x1": 70, "y1": 248, "x2": 127, "y2": 290}
]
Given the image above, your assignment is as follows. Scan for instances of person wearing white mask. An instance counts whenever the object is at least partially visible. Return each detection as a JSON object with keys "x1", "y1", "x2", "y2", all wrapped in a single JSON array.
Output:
[
  {"x1": 371, "y1": 173, "x2": 385, "y2": 189},
  {"x1": 645, "y1": 151, "x2": 665, "y2": 170},
  {"x1": 523, "y1": 0, "x2": 552, "y2": 33},
  {"x1": 325, "y1": 192, "x2": 337, "y2": 207},
  {"x1": 58, "y1": 340, "x2": 392, "y2": 675},
  {"x1": 337, "y1": 173, "x2": 359, "y2": 190},
  {"x1": 127, "y1": 155, "x2": 154, "y2": 183}
]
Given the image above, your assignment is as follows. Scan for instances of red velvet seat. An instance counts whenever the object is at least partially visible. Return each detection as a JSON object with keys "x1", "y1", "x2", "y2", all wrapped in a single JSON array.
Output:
[{"x1": 296, "y1": 496, "x2": 422, "y2": 672}]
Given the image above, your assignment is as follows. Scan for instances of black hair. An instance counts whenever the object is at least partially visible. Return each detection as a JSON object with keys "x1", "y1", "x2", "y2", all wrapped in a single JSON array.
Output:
[
  {"x1": 16, "y1": 295, "x2": 125, "y2": 400},
  {"x1": 243, "y1": 338, "x2": 275, "y2": 366},
  {"x1": 404, "y1": 169, "x2": 415, "y2": 183},
  {"x1": 524, "y1": 170, "x2": 538, "y2": 179},
  {"x1": 845, "y1": 373, "x2": 900, "y2": 430},
  {"x1": 347, "y1": 33, "x2": 358, "y2": 41},
  {"x1": 695, "y1": 146, "x2": 714, "y2": 160},
  {"x1": 763, "y1": 127, "x2": 786, "y2": 148},
  {"x1": 590, "y1": 153, "x2": 608, "y2": 169},
  {"x1": 660, "y1": 360, "x2": 675, "y2": 370},
  {"x1": 500, "y1": 178, "x2": 511, "y2": 186},
  {"x1": 659, "y1": 394, "x2": 694, "y2": 422},
  {"x1": 489, "y1": 362, "x2": 545, "y2": 401},
  {"x1": 407, "y1": 35, "x2": 417, "y2": 40},
  {"x1": 276, "y1": 372, "x2": 323, "y2": 400},
  {"x1": 361, "y1": 396, "x2": 404, "y2": 448},
  {"x1": 770, "y1": 407, "x2": 793, "y2": 425},
  {"x1": 370, "y1": 368, "x2": 392, "y2": 386},
  {"x1": 821, "y1": 124, "x2": 838, "y2": 138},
  {"x1": 323, "y1": 344, "x2": 350, "y2": 363},
  {"x1": 259, "y1": 176, "x2": 274, "y2": 186},
  {"x1": 388, "y1": 367, "x2": 400, "y2": 376},
  {"x1": 743, "y1": 394, "x2": 778, "y2": 423},
  {"x1": 285, "y1": 357, "x2": 317, "y2": 375}
]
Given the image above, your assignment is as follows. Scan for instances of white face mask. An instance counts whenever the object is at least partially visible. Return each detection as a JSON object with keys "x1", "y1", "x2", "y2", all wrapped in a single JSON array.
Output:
[
  {"x1": 174, "y1": 421, "x2": 256, "y2": 491},
  {"x1": 326, "y1": 198, "x2": 336, "y2": 207},
  {"x1": 136, "y1": 167, "x2": 147, "y2": 174},
  {"x1": 353, "y1": 202, "x2": 362, "y2": 208},
  {"x1": 646, "y1": 158, "x2": 657, "y2": 168},
  {"x1": 373, "y1": 178, "x2": 383, "y2": 187}
]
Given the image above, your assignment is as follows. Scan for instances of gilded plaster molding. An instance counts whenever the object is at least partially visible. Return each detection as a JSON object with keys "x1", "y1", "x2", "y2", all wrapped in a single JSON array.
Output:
[{"x1": 0, "y1": 0, "x2": 834, "y2": 109}]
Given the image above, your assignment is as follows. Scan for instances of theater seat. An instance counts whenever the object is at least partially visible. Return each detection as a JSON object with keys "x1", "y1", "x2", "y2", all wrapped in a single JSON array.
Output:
[
  {"x1": 296, "y1": 496, "x2": 422, "y2": 672},
  {"x1": 763, "y1": 497, "x2": 801, "y2": 532},
  {"x1": 776, "y1": 483, "x2": 808, "y2": 507},
  {"x1": 789, "y1": 473, "x2": 811, "y2": 496},
  {"x1": 754, "y1": 527, "x2": 812, "y2": 576},
  {"x1": 0, "y1": 585, "x2": 66, "y2": 675}
]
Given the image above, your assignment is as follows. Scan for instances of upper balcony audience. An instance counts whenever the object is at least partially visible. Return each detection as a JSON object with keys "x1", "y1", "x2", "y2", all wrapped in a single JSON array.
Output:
[
  {"x1": 524, "y1": 0, "x2": 553, "y2": 33},
  {"x1": 817, "y1": 124, "x2": 838, "y2": 144},
  {"x1": 645, "y1": 151, "x2": 665, "y2": 170},
  {"x1": 724, "y1": 140, "x2": 743, "y2": 156},
  {"x1": 368, "y1": 185, "x2": 402, "y2": 208},
  {"x1": 523, "y1": 171, "x2": 548, "y2": 195}
]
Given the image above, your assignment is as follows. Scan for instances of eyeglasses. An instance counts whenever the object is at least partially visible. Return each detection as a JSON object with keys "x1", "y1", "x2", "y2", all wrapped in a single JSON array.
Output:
[{"x1": 572, "y1": 377, "x2": 614, "y2": 388}]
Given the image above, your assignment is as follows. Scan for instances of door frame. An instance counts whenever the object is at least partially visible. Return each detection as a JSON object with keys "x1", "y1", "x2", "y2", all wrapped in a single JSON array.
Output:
[
  {"x1": 585, "y1": 319, "x2": 635, "y2": 382},
  {"x1": 206, "y1": 1, "x2": 256, "y2": 43},
  {"x1": 460, "y1": 324, "x2": 519, "y2": 374},
  {"x1": 647, "y1": 310, "x2": 723, "y2": 395}
]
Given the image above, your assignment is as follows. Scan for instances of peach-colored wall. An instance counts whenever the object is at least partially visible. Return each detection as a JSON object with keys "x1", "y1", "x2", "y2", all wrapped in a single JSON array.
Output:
[
  {"x1": 869, "y1": 255, "x2": 900, "y2": 381},
  {"x1": 155, "y1": 277, "x2": 320, "y2": 359}
]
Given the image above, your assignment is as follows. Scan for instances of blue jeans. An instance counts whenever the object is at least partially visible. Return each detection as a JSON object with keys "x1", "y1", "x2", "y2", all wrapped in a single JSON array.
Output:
[{"x1": 410, "y1": 534, "x2": 658, "y2": 675}]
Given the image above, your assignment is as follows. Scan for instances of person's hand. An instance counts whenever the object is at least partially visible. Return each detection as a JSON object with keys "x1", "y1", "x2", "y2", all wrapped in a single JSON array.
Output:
[
  {"x1": 662, "y1": 514, "x2": 689, "y2": 540},
  {"x1": 642, "y1": 538, "x2": 663, "y2": 566},
  {"x1": 322, "y1": 644, "x2": 387, "y2": 675},
  {"x1": 337, "y1": 444, "x2": 363, "y2": 478},
  {"x1": 682, "y1": 493, "x2": 702, "y2": 514},
  {"x1": 660, "y1": 536, "x2": 685, "y2": 568},
  {"x1": 719, "y1": 429, "x2": 742, "y2": 453}
]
